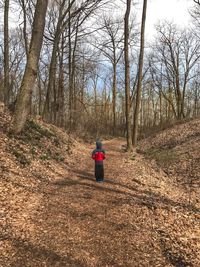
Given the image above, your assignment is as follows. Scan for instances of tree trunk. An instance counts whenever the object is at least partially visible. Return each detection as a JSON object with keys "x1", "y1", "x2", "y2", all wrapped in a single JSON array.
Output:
[
  {"x1": 43, "y1": 35, "x2": 58, "y2": 122},
  {"x1": 181, "y1": 73, "x2": 188, "y2": 118},
  {"x1": 175, "y1": 72, "x2": 182, "y2": 119},
  {"x1": 10, "y1": 0, "x2": 48, "y2": 134},
  {"x1": 71, "y1": 17, "x2": 80, "y2": 129},
  {"x1": 81, "y1": 54, "x2": 85, "y2": 105},
  {"x1": 132, "y1": 0, "x2": 147, "y2": 147},
  {"x1": 194, "y1": 82, "x2": 198, "y2": 117},
  {"x1": 37, "y1": 73, "x2": 43, "y2": 115},
  {"x1": 43, "y1": 2, "x2": 65, "y2": 122},
  {"x1": 159, "y1": 90, "x2": 163, "y2": 125},
  {"x1": 20, "y1": 0, "x2": 29, "y2": 58},
  {"x1": 68, "y1": 0, "x2": 73, "y2": 129},
  {"x1": 4, "y1": 0, "x2": 10, "y2": 105},
  {"x1": 112, "y1": 62, "x2": 117, "y2": 135},
  {"x1": 124, "y1": 0, "x2": 132, "y2": 151},
  {"x1": 56, "y1": 33, "x2": 65, "y2": 127}
]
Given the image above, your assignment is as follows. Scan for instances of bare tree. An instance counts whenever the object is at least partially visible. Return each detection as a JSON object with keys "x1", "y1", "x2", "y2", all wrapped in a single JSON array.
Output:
[
  {"x1": 132, "y1": 0, "x2": 147, "y2": 146},
  {"x1": 18, "y1": 0, "x2": 34, "y2": 57},
  {"x1": 43, "y1": 0, "x2": 76, "y2": 122},
  {"x1": 124, "y1": 0, "x2": 132, "y2": 151},
  {"x1": 42, "y1": 0, "x2": 107, "y2": 125},
  {"x1": 194, "y1": 0, "x2": 200, "y2": 5},
  {"x1": 149, "y1": 22, "x2": 200, "y2": 123},
  {"x1": 4, "y1": 0, "x2": 9, "y2": 105},
  {"x1": 94, "y1": 15, "x2": 124, "y2": 135},
  {"x1": 10, "y1": 0, "x2": 48, "y2": 134},
  {"x1": 2, "y1": 0, "x2": 198, "y2": 138}
]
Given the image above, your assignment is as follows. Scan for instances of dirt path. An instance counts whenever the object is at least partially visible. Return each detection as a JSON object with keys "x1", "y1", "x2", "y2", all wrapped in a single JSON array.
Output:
[{"x1": 1, "y1": 139, "x2": 199, "y2": 267}]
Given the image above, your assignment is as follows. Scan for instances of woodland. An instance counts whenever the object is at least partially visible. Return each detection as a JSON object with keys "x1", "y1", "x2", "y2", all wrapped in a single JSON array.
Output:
[
  {"x1": 0, "y1": 0, "x2": 199, "y2": 145},
  {"x1": 0, "y1": 0, "x2": 200, "y2": 266}
]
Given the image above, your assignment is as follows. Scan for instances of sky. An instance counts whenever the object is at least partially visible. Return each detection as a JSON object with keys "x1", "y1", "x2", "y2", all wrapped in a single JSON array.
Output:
[
  {"x1": 0, "y1": 0, "x2": 195, "y2": 41},
  {"x1": 142, "y1": 0, "x2": 193, "y2": 40}
]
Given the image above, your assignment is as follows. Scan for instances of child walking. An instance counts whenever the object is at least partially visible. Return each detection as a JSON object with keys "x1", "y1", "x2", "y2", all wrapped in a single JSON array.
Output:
[{"x1": 92, "y1": 141, "x2": 106, "y2": 182}]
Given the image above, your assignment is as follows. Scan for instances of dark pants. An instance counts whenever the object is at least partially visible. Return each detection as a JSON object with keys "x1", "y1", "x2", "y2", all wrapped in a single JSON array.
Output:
[{"x1": 95, "y1": 164, "x2": 104, "y2": 182}]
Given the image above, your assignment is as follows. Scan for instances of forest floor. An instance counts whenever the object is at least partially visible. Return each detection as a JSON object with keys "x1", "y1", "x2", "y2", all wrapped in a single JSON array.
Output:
[{"x1": 0, "y1": 111, "x2": 200, "y2": 267}]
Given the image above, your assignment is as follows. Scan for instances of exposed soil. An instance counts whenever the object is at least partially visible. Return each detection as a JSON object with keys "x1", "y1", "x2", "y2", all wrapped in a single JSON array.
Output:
[{"x1": 0, "y1": 113, "x2": 200, "y2": 267}]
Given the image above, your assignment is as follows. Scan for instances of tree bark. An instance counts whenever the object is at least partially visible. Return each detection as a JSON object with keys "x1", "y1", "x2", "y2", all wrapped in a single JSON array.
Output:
[
  {"x1": 71, "y1": 16, "x2": 80, "y2": 129},
  {"x1": 112, "y1": 62, "x2": 117, "y2": 135},
  {"x1": 10, "y1": 0, "x2": 48, "y2": 134},
  {"x1": 68, "y1": 0, "x2": 73, "y2": 129},
  {"x1": 4, "y1": 0, "x2": 10, "y2": 105},
  {"x1": 20, "y1": 0, "x2": 29, "y2": 58},
  {"x1": 132, "y1": 0, "x2": 147, "y2": 147},
  {"x1": 43, "y1": 1, "x2": 65, "y2": 122},
  {"x1": 124, "y1": 0, "x2": 132, "y2": 151},
  {"x1": 57, "y1": 34, "x2": 65, "y2": 127}
]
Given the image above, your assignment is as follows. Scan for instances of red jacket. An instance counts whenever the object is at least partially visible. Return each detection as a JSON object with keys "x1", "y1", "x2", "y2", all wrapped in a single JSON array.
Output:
[{"x1": 92, "y1": 151, "x2": 105, "y2": 161}]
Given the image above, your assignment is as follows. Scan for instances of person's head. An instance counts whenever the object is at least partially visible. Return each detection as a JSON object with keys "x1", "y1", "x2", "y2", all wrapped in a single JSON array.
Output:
[{"x1": 96, "y1": 140, "x2": 102, "y2": 149}]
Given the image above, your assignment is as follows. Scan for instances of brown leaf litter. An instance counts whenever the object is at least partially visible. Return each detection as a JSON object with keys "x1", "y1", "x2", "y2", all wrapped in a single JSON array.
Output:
[{"x1": 0, "y1": 111, "x2": 199, "y2": 267}]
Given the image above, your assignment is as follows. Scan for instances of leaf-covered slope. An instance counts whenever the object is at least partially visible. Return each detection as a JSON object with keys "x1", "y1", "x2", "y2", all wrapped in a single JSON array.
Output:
[
  {"x1": 0, "y1": 111, "x2": 199, "y2": 267},
  {"x1": 138, "y1": 118, "x2": 200, "y2": 188}
]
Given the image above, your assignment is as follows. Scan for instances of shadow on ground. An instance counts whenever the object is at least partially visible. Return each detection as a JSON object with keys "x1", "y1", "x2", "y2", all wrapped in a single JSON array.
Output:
[
  {"x1": 53, "y1": 169, "x2": 199, "y2": 213},
  {"x1": 1, "y1": 233, "x2": 84, "y2": 267}
]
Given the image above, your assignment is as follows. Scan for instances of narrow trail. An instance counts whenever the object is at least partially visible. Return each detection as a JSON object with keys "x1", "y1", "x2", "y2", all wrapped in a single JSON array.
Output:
[{"x1": 2, "y1": 139, "x2": 199, "y2": 267}]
